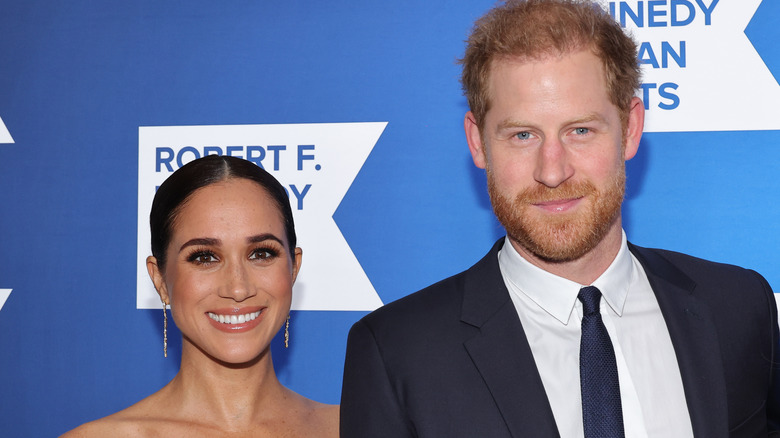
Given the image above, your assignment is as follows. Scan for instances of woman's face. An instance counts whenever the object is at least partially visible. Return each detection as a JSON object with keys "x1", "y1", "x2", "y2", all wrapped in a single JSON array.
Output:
[{"x1": 148, "y1": 177, "x2": 301, "y2": 364}]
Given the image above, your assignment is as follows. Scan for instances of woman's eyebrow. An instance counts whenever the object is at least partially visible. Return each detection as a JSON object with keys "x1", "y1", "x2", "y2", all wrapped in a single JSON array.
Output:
[
  {"x1": 247, "y1": 234, "x2": 284, "y2": 245},
  {"x1": 179, "y1": 237, "x2": 220, "y2": 252}
]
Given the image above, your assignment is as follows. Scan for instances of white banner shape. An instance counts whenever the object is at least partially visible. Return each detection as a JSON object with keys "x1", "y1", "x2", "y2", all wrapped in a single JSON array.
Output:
[
  {"x1": 614, "y1": 0, "x2": 780, "y2": 132},
  {"x1": 0, "y1": 116, "x2": 14, "y2": 143},
  {"x1": 0, "y1": 289, "x2": 11, "y2": 311},
  {"x1": 137, "y1": 122, "x2": 387, "y2": 311}
]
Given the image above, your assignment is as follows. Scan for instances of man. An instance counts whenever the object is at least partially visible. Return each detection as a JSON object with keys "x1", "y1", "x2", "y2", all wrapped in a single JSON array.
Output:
[{"x1": 340, "y1": 1, "x2": 780, "y2": 437}]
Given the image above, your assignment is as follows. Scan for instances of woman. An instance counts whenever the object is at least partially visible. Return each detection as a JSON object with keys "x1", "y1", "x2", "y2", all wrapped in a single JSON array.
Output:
[{"x1": 63, "y1": 155, "x2": 338, "y2": 437}]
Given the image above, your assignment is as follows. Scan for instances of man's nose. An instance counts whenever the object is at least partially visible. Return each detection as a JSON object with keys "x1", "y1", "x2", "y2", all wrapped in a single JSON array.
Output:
[{"x1": 533, "y1": 136, "x2": 573, "y2": 188}]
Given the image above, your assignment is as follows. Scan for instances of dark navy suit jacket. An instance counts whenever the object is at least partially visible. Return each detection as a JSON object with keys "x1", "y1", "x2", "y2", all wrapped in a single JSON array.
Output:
[{"x1": 341, "y1": 239, "x2": 780, "y2": 437}]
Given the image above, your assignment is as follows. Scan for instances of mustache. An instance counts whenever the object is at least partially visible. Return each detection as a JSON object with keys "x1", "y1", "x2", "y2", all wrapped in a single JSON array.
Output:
[{"x1": 515, "y1": 180, "x2": 597, "y2": 204}]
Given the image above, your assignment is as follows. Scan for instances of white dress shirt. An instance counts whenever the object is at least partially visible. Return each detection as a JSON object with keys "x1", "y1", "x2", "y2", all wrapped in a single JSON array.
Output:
[{"x1": 498, "y1": 232, "x2": 694, "y2": 438}]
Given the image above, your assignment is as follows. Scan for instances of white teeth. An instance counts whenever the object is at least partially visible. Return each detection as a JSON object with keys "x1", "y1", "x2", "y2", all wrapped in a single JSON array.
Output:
[{"x1": 208, "y1": 310, "x2": 262, "y2": 324}]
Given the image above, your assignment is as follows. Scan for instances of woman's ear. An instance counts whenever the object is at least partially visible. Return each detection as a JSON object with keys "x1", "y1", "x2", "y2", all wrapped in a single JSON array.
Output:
[
  {"x1": 291, "y1": 248, "x2": 303, "y2": 283},
  {"x1": 146, "y1": 256, "x2": 170, "y2": 305}
]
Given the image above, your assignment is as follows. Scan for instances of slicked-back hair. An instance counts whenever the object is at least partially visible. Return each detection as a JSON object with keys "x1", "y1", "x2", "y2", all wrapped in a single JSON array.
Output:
[
  {"x1": 149, "y1": 155, "x2": 297, "y2": 271},
  {"x1": 460, "y1": 0, "x2": 641, "y2": 130}
]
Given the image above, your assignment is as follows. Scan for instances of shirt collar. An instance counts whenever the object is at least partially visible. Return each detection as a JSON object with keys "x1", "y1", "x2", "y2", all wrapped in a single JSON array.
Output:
[{"x1": 498, "y1": 230, "x2": 633, "y2": 325}]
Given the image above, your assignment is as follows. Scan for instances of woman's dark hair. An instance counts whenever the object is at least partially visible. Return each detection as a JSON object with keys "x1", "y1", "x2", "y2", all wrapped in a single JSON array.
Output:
[{"x1": 149, "y1": 155, "x2": 296, "y2": 271}]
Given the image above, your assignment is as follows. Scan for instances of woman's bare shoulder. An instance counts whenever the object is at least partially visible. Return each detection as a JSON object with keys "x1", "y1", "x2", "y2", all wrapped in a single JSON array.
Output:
[
  {"x1": 296, "y1": 396, "x2": 339, "y2": 437},
  {"x1": 62, "y1": 389, "x2": 339, "y2": 438},
  {"x1": 60, "y1": 414, "x2": 150, "y2": 438},
  {"x1": 59, "y1": 395, "x2": 167, "y2": 438}
]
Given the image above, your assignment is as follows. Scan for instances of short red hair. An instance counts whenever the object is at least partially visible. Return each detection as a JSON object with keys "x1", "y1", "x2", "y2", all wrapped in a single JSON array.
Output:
[{"x1": 460, "y1": 0, "x2": 641, "y2": 130}]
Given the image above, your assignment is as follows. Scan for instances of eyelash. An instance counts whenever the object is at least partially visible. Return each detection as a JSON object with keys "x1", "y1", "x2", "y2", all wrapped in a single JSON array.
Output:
[
  {"x1": 185, "y1": 245, "x2": 281, "y2": 265},
  {"x1": 249, "y1": 245, "x2": 280, "y2": 260},
  {"x1": 513, "y1": 127, "x2": 592, "y2": 140},
  {"x1": 186, "y1": 249, "x2": 218, "y2": 265}
]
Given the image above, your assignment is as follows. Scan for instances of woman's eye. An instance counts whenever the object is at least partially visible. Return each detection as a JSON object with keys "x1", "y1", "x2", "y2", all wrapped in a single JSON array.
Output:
[
  {"x1": 250, "y1": 248, "x2": 277, "y2": 260},
  {"x1": 188, "y1": 251, "x2": 218, "y2": 265}
]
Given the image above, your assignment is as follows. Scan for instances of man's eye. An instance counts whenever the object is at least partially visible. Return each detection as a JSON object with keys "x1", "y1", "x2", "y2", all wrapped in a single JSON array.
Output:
[
  {"x1": 516, "y1": 132, "x2": 532, "y2": 140},
  {"x1": 574, "y1": 127, "x2": 590, "y2": 135}
]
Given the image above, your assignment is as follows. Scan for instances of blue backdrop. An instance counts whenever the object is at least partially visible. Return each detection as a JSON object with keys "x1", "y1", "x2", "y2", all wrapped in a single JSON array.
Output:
[{"x1": 1, "y1": 1, "x2": 779, "y2": 435}]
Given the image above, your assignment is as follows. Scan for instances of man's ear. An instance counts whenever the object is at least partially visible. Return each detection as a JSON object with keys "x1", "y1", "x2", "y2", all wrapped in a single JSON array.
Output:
[
  {"x1": 465, "y1": 111, "x2": 487, "y2": 169},
  {"x1": 146, "y1": 256, "x2": 169, "y2": 305},
  {"x1": 623, "y1": 97, "x2": 644, "y2": 161}
]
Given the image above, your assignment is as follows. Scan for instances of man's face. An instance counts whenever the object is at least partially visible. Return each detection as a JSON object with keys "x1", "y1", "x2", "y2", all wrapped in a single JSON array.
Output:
[{"x1": 465, "y1": 49, "x2": 642, "y2": 263}]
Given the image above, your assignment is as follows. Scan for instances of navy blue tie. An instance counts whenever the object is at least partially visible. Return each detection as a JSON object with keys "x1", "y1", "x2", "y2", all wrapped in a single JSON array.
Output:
[{"x1": 578, "y1": 286, "x2": 625, "y2": 438}]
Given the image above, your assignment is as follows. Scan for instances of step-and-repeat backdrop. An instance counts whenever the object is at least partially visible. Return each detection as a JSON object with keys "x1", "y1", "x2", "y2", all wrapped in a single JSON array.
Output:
[{"x1": 2, "y1": 1, "x2": 779, "y2": 435}]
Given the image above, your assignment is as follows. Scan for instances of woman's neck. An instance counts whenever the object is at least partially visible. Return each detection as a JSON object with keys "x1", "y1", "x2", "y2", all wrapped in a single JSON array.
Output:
[{"x1": 162, "y1": 341, "x2": 291, "y2": 430}]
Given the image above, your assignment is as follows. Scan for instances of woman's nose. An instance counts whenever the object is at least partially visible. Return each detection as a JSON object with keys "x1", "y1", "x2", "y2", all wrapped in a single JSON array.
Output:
[{"x1": 220, "y1": 262, "x2": 256, "y2": 302}]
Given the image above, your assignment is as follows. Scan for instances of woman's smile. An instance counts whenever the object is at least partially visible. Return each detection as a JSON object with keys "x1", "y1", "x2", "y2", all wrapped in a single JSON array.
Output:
[{"x1": 206, "y1": 307, "x2": 265, "y2": 333}]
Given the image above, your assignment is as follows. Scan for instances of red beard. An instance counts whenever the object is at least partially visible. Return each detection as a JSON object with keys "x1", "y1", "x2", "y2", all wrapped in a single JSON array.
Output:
[{"x1": 488, "y1": 166, "x2": 625, "y2": 263}]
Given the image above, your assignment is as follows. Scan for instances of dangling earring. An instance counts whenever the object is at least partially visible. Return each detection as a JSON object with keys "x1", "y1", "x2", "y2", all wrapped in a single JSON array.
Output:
[
  {"x1": 162, "y1": 301, "x2": 168, "y2": 358},
  {"x1": 284, "y1": 315, "x2": 290, "y2": 348}
]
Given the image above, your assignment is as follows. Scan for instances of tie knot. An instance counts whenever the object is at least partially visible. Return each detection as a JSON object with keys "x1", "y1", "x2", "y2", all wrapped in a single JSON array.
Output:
[{"x1": 578, "y1": 286, "x2": 602, "y2": 315}]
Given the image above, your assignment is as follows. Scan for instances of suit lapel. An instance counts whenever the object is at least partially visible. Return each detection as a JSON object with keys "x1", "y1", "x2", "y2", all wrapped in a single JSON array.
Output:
[
  {"x1": 630, "y1": 244, "x2": 729, "y2": 438},
  {"x1": 459, "y1": 240, "x2": 729, "y2": 437},
  {"x1": 461, "y1": 239, "x2": 560, "y2": 438}
]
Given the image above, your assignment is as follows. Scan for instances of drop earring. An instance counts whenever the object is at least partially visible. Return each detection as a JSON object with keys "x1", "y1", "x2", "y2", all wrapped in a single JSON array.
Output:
[
  {"x1": 163, "y1": 301, "x2": 168, "y2": 358},
  {"x1": 284, "y1": 315, "x2": 290, "y2": 348}
]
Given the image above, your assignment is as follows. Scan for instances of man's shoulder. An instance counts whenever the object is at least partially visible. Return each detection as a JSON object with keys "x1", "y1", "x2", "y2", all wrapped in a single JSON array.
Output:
[
  {"x1": 631, "y1": 243, "x2": 755, "y2": 272},
  {"x1": 357, "y1": 240, "x2": 505, "y2": 332},
  {"x1": 629, "y1": 243, "x2": 770, "y2": 291},
  {"x1": 361, "y1": 261, "x2": 474, "y2": 328}
]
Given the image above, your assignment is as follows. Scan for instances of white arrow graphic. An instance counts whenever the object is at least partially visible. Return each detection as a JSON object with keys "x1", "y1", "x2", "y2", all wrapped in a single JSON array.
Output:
[
  {"x1": 0, "y1": 289, "x2": 12, "y2": 311},
  {"x1": 621, "y1": 0, "x2": 780, "y2": 132},
  {"x1": 0, "y1": 116, "x2": 13, "y2": 144},
  {"x1": 137, "y1": 122, "x2": 387, "y2": 311}
]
